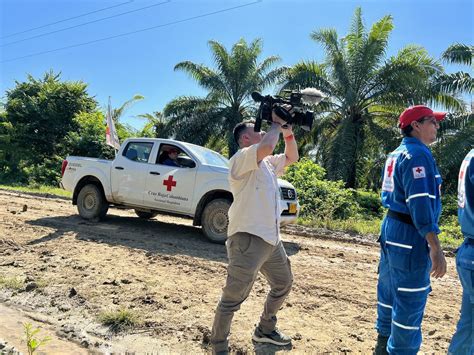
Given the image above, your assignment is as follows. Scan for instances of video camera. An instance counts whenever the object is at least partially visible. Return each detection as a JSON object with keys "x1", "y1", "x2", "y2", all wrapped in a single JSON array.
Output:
[{"x1": 251, "y1": 88, "x2": 325, "y2": 132}]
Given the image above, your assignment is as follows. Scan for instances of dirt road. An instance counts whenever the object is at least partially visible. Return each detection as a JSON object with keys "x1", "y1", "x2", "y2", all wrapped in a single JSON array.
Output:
[{"x1": 0, "y1": 189, "x2": 462, "y2": 353}]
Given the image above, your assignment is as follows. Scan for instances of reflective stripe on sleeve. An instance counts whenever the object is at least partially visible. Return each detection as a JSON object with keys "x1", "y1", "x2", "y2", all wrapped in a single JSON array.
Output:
[
  {"x1": 392, "y1": 320, "x2": 419, "y2": 330},
  {"x1": 406, "y1": 193, "x2": 436, "y2": 202},
  {"x1": 377, "y1": 301, "x2": 393, "y2": 309},
  {"x1": 386, "y1": 241, "x2": 413, "y2": 249},
  {"x1": 397, "y1": 284, "x2": 430, "y2": 292}
]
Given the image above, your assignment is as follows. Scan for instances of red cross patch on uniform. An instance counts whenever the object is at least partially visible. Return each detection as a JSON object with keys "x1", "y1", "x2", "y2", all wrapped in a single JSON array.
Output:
[
  {"x1": 382, "y1": 156, "x2": 397, "y2": 192},
  {"x1": 412, "y1": 166, "x2": 426, "y2": 179}
]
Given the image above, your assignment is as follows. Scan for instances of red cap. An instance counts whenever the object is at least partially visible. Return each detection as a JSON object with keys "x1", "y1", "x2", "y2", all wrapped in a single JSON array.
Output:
[{"x1": 399, "y1": 105, "x2": 446, "y2": 129}]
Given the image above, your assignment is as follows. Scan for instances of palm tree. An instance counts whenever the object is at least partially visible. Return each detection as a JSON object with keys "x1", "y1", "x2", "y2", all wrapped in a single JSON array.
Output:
[
  {"x1": 109, "y1": 94, "x2": 144, "y2": 141},
  {"x1": 137, "y1": 111, "x2": 168, "y2": 138},
  {"x1": 163, "y1": 38, "x2": 287, "y2": 156},
  {"x1": 282, "y1": 8, "x2": 463, "y2": 188},
  {"x1": 432, "y1": 43, "x2": 473, "y2": 192}
]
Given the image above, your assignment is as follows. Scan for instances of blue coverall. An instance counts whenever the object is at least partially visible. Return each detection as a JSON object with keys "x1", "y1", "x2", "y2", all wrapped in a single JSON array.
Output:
[
  {"x1": 448, "y1": 148, "x2": 474, "y2": 355},
  {"x1": 376, "y1": 137, "x2": 442, "y2": 354}
]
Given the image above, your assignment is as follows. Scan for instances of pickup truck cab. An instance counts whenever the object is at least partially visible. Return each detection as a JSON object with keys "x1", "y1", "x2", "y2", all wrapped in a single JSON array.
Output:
[{"x1": 61, "y1": 138, "x2": 299, "y2": 243}]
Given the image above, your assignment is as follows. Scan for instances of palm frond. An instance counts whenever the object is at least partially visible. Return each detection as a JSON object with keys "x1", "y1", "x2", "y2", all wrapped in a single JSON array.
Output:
[
  {"x1": 442, "y1": 43, "x2": 474, "y2": 66},
  {"x1": 433, "y1": 72, "x2": 474, "y2": 94},
  {"x1": 112, "y1": 94, "x2": 144, "y2": 122}
]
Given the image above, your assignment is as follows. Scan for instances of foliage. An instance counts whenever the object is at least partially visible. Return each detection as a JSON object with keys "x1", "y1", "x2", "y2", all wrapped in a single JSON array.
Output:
[
  {"x1": 137, "y1": 111, "x2": 168, "y2": 137},
  {"x1": 299, "y1": 216, "x2": 382, "y2": 235},
  {"x1": 439, "y1": 215, "x2": 463, "y2": 248},
  {"x1": 21, "y1": 156, "x2": 64, "y2": 186},
  {"x1": 1, "y1": 71, "x2": 98, "y2": 184},
  {"x1": 98, "y1": 308, "x2": 141, "y2": 333},
  {"x1": 5, "y1": 71, "x2": 97, "y2": 160},
  {"x1": 283, "y1": 158, "x2": 359, "y2": 220},
  {"x1": 110, "y1": 94, "x2": 144, "y2": 143},
  {"x1": 24, "y1": 323, "x2": 51, "y2": 355},
  {"x1": 0, "y1": 184, "x2": 72, "y2": 198},
  {"x1": 164, "y1": 38, "x2": 287, "y2": 156},
  {"x1": 353, "y1": 189, "x2": 384, "y2": 218},
  {"x1": 432, "y1": 43, "x2": 473, "y2": 193},
  {"x1": 64, "y1": 111, "x2": 115, "y2": 159},
  {"x1": 0, "y1": 275, "x2": 23, "y2": 290},
  {"x1": 282, "y1": 8, "x2": 463, "y2": 188}
]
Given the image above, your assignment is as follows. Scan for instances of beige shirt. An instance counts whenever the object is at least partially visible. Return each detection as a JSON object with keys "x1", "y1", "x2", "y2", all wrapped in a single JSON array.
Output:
[{"x1": 227, "y1": 144, "x2": 286, "y2": 245}]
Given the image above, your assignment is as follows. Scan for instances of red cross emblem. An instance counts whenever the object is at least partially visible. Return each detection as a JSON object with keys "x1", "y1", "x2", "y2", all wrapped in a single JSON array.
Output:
[
  {"x1": 163, "y1": 175, "x2": 177, "y2": 191},
  {"x1": 459, "y1": 170, "x2": 464, "y2": 180},
  {"x1": 415, "y1": 167, "x2": 423, "y2": 174},
  {"x1": 387, "y1": 159, "x2": 395, "y2": 177}
]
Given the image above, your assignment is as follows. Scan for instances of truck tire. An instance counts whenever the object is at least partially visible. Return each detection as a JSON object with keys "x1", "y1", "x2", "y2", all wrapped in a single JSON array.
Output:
[
  {"x1": 77, "y1": 184, "x2": 108, "y2": 220},
  {"x1": 135, "y1": 210, "x2": 158, "y2": 219},
  {"x1": 201, "y1": 198, "x2": 231, "y2": 244}
]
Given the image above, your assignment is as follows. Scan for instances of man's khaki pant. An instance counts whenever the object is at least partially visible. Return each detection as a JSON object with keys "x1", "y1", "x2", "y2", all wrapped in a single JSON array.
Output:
[{"x1": 210, "y1": 232, "x2": 293, "y2": 353}]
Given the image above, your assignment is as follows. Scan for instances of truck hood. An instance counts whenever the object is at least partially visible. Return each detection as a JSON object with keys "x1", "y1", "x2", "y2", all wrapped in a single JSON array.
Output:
[
  {"x1": 208, "y1": 165, "x2": 229, "y2": 175},
  {"x1": 277, "y1": 178, "x2": 295, "y2": 189}
]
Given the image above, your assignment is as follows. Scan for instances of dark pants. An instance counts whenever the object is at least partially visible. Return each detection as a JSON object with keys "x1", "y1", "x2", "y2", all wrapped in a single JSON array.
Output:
[{"x1": 210, "y1": 232, "x2": 293, "y2": 353}]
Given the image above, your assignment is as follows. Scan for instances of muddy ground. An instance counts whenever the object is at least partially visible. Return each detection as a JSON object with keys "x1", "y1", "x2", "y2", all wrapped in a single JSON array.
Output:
[{"x1": 0, "y1": 189, "x2": 462, "y2": 354}]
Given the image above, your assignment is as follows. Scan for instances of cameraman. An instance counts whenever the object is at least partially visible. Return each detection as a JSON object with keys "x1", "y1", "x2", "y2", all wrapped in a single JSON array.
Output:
[{"x1": 210, "y1": 107, "x2": 298, "y2": 354}]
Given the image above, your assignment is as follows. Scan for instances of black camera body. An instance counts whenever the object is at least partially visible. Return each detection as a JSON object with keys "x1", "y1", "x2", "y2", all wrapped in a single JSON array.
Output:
[{"x1": 251, "y1": 88, "x2": 324, "y2": 132}]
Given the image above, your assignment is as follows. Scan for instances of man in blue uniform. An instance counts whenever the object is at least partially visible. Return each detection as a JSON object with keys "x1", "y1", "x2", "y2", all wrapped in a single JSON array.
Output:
[
  {"x1": 375, "y1": 105, "x2": 448, "y2": 354},
  {"x1": 448, "y1": 148, "x2": 474, "y2": 354}
]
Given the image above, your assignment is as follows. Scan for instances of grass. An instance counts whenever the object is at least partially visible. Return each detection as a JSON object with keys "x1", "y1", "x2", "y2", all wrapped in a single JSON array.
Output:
[
  {"x1": 0, "y1": 184, "x2": 71, "y2": 198},
  {"x1": 298, "y1": 216, "x2": 381, "y2": 235},
  {"x1": 0, "y1": 275, "x2": 24, "y2": 290},
  {"x1": 98, "y1": 308, "x2": 141, "y2": 332},
  {"x1": 297, "y1": 215, "x2": 464, "y2": 249}
]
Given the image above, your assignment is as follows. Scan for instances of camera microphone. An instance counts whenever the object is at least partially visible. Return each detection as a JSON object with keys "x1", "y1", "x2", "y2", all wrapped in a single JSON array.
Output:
[{"x1": 300, "y1": 88, "x2": 325, "y2": 105}]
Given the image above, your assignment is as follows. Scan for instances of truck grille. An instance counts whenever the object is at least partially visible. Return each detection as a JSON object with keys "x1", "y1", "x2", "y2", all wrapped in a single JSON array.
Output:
[{"x1": 280, "y1": 187, "x2": 296, "y2": 200}]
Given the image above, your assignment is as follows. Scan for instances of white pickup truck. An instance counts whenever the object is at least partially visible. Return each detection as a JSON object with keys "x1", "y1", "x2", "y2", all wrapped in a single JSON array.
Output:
[{"x1": 60, "y1": 138, "x2": 299, "y2": 243}]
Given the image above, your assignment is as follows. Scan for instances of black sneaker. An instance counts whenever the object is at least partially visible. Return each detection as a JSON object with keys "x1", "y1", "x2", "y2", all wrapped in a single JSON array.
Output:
[{"x1": 252, "y1": 326, "x2": 291, "y2": 346}]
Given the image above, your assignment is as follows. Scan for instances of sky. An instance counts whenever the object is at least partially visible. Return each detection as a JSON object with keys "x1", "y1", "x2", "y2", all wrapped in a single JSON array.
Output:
[{"x1": 1, "y1": 0, "x2": 473, "y2": 130}]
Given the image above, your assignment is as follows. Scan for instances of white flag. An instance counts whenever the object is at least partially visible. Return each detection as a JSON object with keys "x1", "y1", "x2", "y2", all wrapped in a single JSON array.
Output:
[{"x1": 105, "y1": 97, "x2": 120, "y2": 150}]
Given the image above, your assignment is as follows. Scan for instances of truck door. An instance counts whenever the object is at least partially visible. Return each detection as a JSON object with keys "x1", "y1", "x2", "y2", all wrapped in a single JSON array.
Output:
[
  {"x1": 111, "y1": 141, "x2": 154, "y2": 206},
  {"x1": 143, "y1": 144, "x2": 197, "y2": 214}
]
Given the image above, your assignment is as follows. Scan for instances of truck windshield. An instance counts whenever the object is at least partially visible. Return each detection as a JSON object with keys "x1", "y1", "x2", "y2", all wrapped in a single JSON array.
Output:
[{"x1": 190, "y1": 146, "x2": 229, "y2": 168}]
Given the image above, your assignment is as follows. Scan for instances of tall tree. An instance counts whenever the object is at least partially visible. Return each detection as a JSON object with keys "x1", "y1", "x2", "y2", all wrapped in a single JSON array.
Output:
[
  {"x1": 163, "y1": 38, "x2": 287, "y2": 156},
  {"x1": 432, "y1": 43, "x2": 474, "y2": 192},
  {"x1": 3, "y1": 71, "x2": 98, "y2": 183},
  {"x1": 5, "y1": 71, "x2": 97, "y2": 160},
  {"x1": 137, "y1": 111, "x2": 168, "y2": 138},
  {"x1": 282, "y1": 8, "x2": 463, "y2": 188}
]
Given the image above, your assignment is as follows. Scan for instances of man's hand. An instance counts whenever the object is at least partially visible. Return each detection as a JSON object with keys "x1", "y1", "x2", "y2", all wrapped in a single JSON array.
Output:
[
  {"x1": 429, "y1": 246, "x2": 447, "y2": 278},
  {"x1": 426, "y1": 232, "x2": 447, "y2": 278},
  {"x1": 272, "y1": 104, "x2": 293, "y2": 128}
]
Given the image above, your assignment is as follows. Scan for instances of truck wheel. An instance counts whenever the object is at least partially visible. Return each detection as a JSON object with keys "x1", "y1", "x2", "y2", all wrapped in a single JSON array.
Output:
[
  {"x1": 201, "y1": 198, "x2": 231, "y2": 244},
  {"x1": 135, "y1": 210, "x2": 158, "y2": 219},
  {"x1": 77, "y1": 184, "x2": 108, "y2": 220}
]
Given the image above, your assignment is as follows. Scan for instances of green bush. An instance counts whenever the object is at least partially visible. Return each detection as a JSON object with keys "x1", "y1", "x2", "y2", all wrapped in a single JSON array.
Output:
[
  {"x1": 21, "y1": 156, "x2": 63, "y2": 186},
  {"x1": 440, "y1": 193, "x2": 458, "y2": 224},
  {"x1": 283, "y1": 158, "x2": 359, "y2": 220},
  {"x1": 353, "y1": 189, "x2": 384, "y2": 218}
]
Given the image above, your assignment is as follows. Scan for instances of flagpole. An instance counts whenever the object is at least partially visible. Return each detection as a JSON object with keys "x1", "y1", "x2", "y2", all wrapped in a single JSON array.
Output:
[{"x1": 106, "y1": 96, "x2": 120, "y2": 155}]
